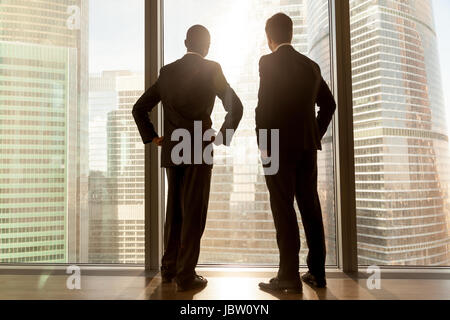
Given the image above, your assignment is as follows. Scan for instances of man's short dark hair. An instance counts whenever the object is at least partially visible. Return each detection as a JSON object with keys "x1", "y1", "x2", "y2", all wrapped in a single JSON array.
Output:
[
  {"x1": 265, "y1": 13, "x2": 293, "y2": 44},
  {"x1": 186, "y1": 25, "x2": 211, "y2": 53}
]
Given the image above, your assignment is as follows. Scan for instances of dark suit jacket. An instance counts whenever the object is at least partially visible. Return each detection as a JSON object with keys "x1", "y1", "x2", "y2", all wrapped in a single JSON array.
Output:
[
  {"x1": 255, "y1": 45, "x2": 336, "y2": 153},
  {"x1": 132, "y1": 53, "x2": 243, "y2": 167}
]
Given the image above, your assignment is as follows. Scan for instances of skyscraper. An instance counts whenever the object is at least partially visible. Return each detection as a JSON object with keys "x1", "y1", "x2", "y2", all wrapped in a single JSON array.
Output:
[
  {"x1": 89, "y1": 71, "x2": 122, "y2": 173},
  {"x1": 0, "y1": 0, "x2": 88, "y2": 263},
  {"x1": 350, "y1": 0, "x2": 450, "y2": 265},
  {"x1": 88, "y1": 72, "x2": 145, "y2": 264}
]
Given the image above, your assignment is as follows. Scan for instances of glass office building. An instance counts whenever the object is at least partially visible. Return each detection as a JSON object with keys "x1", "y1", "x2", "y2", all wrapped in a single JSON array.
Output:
[
  {"x1": 350, "y1": 0, "x2": 450, "y2": 265},
  {"x1": 0, "y1": 0, "x2": 89, "y2": 263},
  {"x1": 88, "y1": 72, "x2": 145, "y2": 264}
]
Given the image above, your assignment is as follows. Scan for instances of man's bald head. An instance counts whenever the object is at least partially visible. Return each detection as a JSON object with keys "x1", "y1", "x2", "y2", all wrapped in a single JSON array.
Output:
[{"x1": 185, "y1": 25, "x2": 211, "y2": 57}]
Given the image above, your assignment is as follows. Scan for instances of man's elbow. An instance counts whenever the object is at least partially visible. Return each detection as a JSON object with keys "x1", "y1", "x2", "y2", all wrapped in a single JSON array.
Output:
[
  {"x1": 255, "y1": 107, "x2": 264, "y2": 128},
  {"x1": 231, "y1": 92, "x2": 244, "y2": 122},
  {"x1": 131, "y1": 103, "x2": 140, "y2": 119},
  {"x1": 236, "y1": 103, "x2": 244, "y2": 121},
  {"x1": 331, "y1": 100, "x2": 337, "y2": 113},
  {"x1": 325, "y1": 95, "x2": 337, "y2": 114}
]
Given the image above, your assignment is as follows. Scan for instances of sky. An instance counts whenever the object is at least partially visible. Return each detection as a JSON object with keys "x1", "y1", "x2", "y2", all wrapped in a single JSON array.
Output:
[
  {"x1": 89, "y1": 0, "x2": 144, "y2": 74},
  {"x1": 89, "y1": 0, "x2": 450, "y2": 124}
]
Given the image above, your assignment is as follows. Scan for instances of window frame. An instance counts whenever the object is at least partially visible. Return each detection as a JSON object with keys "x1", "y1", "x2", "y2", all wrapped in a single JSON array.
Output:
[{"x1": 146, "y1": 0, "x2": 359, "y2": 272}]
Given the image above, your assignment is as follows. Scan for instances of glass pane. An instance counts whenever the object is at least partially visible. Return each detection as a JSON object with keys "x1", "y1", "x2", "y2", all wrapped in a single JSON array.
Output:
[
  {"x1": 164, "y1": 0, "x2": 336, "y2": 265},
  {"x1": 350, "y1": 0, "x2": 450, "y2": 265},
  {"x1": 0, "y1": 0, "x2": 144, "y2": 264},
  {"x1": 88, "y1": 0, "x2": 145, "y2": 264}
]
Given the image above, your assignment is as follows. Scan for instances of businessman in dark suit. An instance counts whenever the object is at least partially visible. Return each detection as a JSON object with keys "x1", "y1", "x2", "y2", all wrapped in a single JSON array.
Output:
[
  {"x1": 256, "y1": 13, "x2": 336, "y2": 293},
  {"x1": 132, "y1": 25, "x2": 243, "y2": 292}
]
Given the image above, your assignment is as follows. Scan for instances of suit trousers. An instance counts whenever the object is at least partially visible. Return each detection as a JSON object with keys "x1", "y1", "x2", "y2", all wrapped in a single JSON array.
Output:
[
  {"x1": 161, "y1": 165, "x2": 212, "y2": 284},
  {"x1": 264, "y1": 150, "x2": 326, "y2": 281}
]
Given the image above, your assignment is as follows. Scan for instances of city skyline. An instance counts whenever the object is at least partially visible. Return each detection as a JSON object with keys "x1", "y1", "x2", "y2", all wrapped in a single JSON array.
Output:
[
  {"x1": 163, "y1": 0, "x2": 335, "y2": 265},
  {"x1": 90, "y1": 0, "x2": 450, "y2": 265},
  {"x1": 1, "y1": 0, "x2": 449, "y2": 266},
  {"x1": 87, "y1": 0, "x2": 450, "y2": 132},
  {"x1": 88, "y1": 71, "x2": 144, "y2": 264},
  {"x1": 88, "y1": 0, "x2": 449, "y2": 119}
]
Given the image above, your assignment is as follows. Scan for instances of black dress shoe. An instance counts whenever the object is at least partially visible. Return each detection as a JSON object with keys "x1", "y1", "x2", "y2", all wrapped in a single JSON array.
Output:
[
  {"x1": 177, "y1": 275, "x2": 208, "y2": 292},
  {"x1": 161, "y1": 275, "x2": 175, "y2": 284},
  {"x1": 161, "y1": 266, "x2": 176, "y2": 284},
  {"x1": 301, "y1": 272, "x2": 327, "y2": 288},
  {"x1": 259, "y1": 277, "x2": 302, "y2": 294}
]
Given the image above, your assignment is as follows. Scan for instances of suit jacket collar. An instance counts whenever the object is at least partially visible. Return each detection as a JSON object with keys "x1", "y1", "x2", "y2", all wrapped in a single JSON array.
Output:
[
  {"x1": 275, "y1": 43, "x2": 293, "y2": 52},
  {"x1": 184, "y1": 52, "x2": 204, "y2": 59},
  {"x1": 275, "y1": 44, "x2": 295, "y2": 54}
]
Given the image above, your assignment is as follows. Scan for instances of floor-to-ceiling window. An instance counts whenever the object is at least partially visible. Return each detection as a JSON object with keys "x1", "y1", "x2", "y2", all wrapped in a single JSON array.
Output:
[
  {"x1": 3, "y1": 0, "x2": 448, "y2": 270},
  {"x1": 0, "y1": 0, "x2": 145, "y2": 264},
  {"x1": 164, "y1": 0, "x2": 337, "y2": 266},
  {"x1": 350, "y1": 0, "x2": 450, "y2": 266},
  {"x1": 87, "y1": 0, "x2": 145, "y2": 264}
]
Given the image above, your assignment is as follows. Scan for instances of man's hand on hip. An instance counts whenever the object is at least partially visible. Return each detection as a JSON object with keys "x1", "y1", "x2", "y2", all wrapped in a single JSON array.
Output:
[{"x1": 152, "y1": 136, "x2": 164, "y2": 147}]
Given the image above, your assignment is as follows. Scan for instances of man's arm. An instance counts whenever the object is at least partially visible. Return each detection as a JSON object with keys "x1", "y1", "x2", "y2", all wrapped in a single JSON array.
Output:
[
  {"x1": 255, "y1": 56, "x2": 272, "y2": 145},
  {"x1": 132, "y1": 78, "x2": 162, "y2": 145},
  {"x1": 213, "y1": 63, "x2": 244, "y2": 146},
  {"x1": 316, "y1": 78, "x2": 336, "y2": 139}
]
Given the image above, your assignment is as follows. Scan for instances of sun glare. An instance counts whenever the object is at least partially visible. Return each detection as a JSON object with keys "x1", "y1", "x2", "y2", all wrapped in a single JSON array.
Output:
[{"x1": 207, "y1": 0, "x2": 269, "y2": 83}]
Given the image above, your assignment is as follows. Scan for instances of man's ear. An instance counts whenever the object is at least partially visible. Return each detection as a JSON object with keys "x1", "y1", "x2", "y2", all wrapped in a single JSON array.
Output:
[
  {"x1": 203, "y1": 46, "x2": 210, "y2": 57},
  {"x1": 266, "y1": 35, "x2": 274, "y2": 52},
  {"x1": 184, "y1": 40, "x2": 188, "y2": 50}
]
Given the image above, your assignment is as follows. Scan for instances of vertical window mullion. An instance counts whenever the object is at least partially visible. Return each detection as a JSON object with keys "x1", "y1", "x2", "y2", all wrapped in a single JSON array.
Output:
[
  {"x1": 145, "y1": 0, "x2": 164, "y2": 271},
  {"x1": 330, "y1": 0, "x2": 358, "y2": 273}
]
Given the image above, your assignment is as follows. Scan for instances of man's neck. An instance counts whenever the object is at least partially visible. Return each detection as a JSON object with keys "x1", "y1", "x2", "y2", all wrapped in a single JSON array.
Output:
[
  {"x1": 274, "y1": 42, "x2": 292, "y2": 52},
  {"x1": 186, "y1": 51, "x2": 204, "y2": 58}
]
